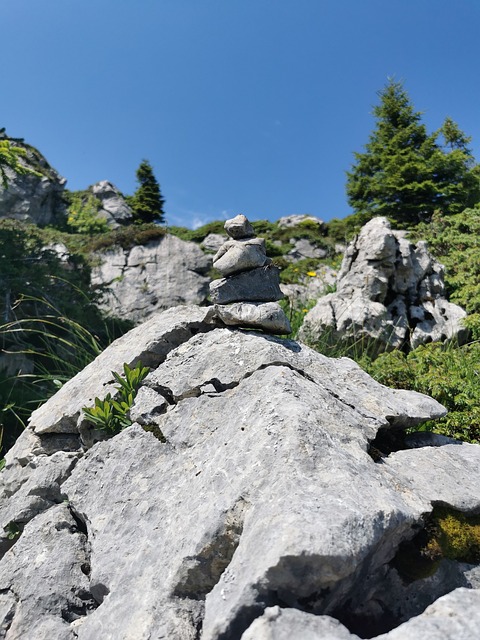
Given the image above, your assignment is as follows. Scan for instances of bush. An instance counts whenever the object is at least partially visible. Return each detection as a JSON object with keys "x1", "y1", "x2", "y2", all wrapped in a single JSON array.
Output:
[
  {"x1": 86, "y1": 223, "x2": 166, "y2": 252},
  {"x1": 364, "y1": 340, "x2": 480, "y2": 443},
  {"x1": 67, "y1": 192, "x2": 109, "y2": 234},
  {"x1": 415, "y1": 206, "x2": 480, "y2": 313}
]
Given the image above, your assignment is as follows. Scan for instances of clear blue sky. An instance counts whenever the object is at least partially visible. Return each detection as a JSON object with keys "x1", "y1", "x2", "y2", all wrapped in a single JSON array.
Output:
[{"x1": 2, "y1": 0, "x2": 480, "y2": 228}]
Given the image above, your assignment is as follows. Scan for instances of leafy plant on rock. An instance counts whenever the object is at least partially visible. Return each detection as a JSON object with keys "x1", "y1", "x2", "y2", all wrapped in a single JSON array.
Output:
[{"x1": 83, "y1": 362, "x2": 149, "y2": 435}]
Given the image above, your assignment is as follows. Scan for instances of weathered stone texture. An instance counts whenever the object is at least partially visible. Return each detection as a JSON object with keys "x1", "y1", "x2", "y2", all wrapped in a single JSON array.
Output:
[
  {"x1": 300, "y1": 217, "x2": 467, "y2": 352},
  {"x1": 90, "y1": 180, "x2": 133, "y2": 227},
  {"x1": 91, "y1": 234, "x2": 211, "y2": 322},
  {"x1": 210, "y1": 265, "x2": 284, "y2": 304},
  {"x1": 0, "y1": 308, "x2": 478, "y2": 639},
  {"x1": 0, "y1": 142, "x2": 66, "y2": 226}
]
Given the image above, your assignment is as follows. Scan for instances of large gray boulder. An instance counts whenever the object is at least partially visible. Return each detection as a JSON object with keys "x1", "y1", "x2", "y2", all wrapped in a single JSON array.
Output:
[
  {"x1": 299, "y1": 217, "x2": 468, "y2": 352},
  {"x1": 0, "y1": 138, "x2": 67, "y2": 225},
  {"x1": 91, "y1": 234, "x2": 212, "y2": 322},
  {"x1": 0, "y1": 306, "x2": 479, "y2": 639}
]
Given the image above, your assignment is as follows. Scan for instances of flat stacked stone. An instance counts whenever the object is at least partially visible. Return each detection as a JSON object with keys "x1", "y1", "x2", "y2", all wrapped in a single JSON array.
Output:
[{"x1": 209, "y1": 214, "x2": 291, "y2": 334}]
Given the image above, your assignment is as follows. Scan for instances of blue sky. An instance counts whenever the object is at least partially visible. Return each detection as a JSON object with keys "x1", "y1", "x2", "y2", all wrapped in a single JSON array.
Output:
[{"x1": 2, "y1": 0, "x2": 480, "y2": 228}]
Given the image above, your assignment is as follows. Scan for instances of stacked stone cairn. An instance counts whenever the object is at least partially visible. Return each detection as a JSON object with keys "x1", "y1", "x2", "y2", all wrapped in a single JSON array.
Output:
[{"x1": 208, "y1": 214, "x2": 291, "y2": 334}]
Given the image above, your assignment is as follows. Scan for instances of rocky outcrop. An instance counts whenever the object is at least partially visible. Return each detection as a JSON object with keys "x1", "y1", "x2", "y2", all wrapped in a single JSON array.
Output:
[
  {"x1": 286, "y1": 237, "x2": 327, "y2": 261},
  {"x1": 0, "y1": 305, "x2": 479, "y2": 639},
  {"x1": 208, "y1": 215, "x2": 290, "y2": 333},
  {"x1": 299, "y1": 217, "x2": 468, "y2": 352},
  {"x1": 0, "y1": 138, "x2": 67, "y2": 226},
  {"x1": 89, "y1": 181, "x2": 133, "y2": 228},
  {"x1": 91, "y1": 234, "x2": 212, "y2": 323},
  {"x1": 201, "y1": 233, "x2": 227, "y2": 253},
  {"x1": 277, "y1": 214, "x2": 324, "y2": 229}
]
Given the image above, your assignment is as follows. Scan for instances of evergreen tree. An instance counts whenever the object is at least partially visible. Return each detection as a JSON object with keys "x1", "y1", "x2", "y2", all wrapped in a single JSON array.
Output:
[
  {"x1": 129, "y1": 160, "x2": 165, "y2": 224},
  {"x1": 346, "y1": 80, "x2": 480, "y2": 227}
]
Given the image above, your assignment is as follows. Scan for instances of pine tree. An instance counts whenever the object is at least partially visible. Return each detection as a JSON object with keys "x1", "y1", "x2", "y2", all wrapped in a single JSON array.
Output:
[
  {"x1": 129, "y1": 160, "x2": 165, "y2": 224},
  {"x1": 346, "y1": 80, "x2": 480, "y2": 227}
]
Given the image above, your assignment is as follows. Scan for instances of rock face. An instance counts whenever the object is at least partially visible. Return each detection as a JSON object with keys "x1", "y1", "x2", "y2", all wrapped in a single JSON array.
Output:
[
  {"x1": 0, "y1": 138, "x2": 67, "y2": 225},
  {"x1": 286, "y1": 237, "x2": 327, "y2": 261},
  {"x1": 89, "y1": 181, "x2": 133, "y2": 228},
  {"x1": 0, "y1": 306, "x2": 479, "y2": 639},
  {"x1": 299, "y1": 217, "x2": 468, "y2": 352},
  {"x1": 277, "y1": 214, "x2": 324, "y2": 229},
  {"x1": 208, "y1": 215, "x2": 291, "y2": 334},
  {"x1": 91, "y1": 234, "x2": 212, "y2": 323}
]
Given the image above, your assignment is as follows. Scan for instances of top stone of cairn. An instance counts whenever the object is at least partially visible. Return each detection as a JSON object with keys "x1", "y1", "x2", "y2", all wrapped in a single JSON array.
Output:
[{"x1": 224, "y1": 214, "x2": 255, "y2": 240}]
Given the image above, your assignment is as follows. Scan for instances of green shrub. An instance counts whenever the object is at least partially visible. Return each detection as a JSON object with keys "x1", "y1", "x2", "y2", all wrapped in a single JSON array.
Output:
[
  {"x1": 67, "y1": 192, "x2": 109, "y2": 234},
  {"x1": 414, "y1": 207, "x2": 480, "y2": 313},
  {"x1": 167, "y1": 220, "x2": 226, "y2": 243},
  {"x1": 364, "y1": 340, "x2": 480, "y2": 443},
  {"x1": 86, "y1": 223, "x2": 166, "y2": 252},
  {"x1": 83, "y1": 363, "x2": 149, "y2": 435}
]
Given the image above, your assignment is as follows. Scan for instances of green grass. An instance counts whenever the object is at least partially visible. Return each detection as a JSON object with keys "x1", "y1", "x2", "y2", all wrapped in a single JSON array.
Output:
[{"x1": 0, "y1": 291, "x2": 132, "y2": 454}]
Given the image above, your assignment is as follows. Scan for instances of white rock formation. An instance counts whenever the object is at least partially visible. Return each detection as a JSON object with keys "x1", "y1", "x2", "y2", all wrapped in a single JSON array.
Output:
[
  {"x1": 277, "y1": 214, "x2": 324, "y2": 229},
  {"x1": 299, "y1": 217, "x2": 468, "y2": 352},
  {"x1": 0, "y1": 306, "x2": 478, "y2": 639},
  {"x1": 0, "y1": 139, "x2": 67, "y2": 225},
  {"x1": 91, "y1": 234, "x2": 211, "y2": 323},
  {"x1": 90, "y1": 181, "x2": 133, "y2": 227}
]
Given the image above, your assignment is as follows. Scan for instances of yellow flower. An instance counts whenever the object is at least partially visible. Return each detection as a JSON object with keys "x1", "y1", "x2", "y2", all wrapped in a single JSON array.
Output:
[{"x1": 306, "y1": 271, "x2": 317, "y2": 277}]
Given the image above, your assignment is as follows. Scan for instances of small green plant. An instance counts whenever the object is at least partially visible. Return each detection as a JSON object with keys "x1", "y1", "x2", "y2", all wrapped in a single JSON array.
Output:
[
  {"x1": 67, "y1": 192, "x2": 109, "y2": 234},
  {"x1": 3, "y1": 521, "x2": 21, "y2": 540},
  {"x1": 392, "y1": 506, "x2": 480, "y2": 582},
  {"x1": 83, "y1": 362, "x2": 149, "y2": 435}
]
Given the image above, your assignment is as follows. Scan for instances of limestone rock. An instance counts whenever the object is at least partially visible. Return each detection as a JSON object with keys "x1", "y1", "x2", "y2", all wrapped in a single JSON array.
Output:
[
  {"x1": 209, "y1": 214, "x2": 289, "y2": 333},
  {"x1": 213, "y1": 238, "x2": 270, "y2": 277},
  {"x1": 0, "y1": 307, "x2": 478, "y2": 639},
  {"x1": 376, "y1": 588, "x2": 480, "y2": 640},
  {"x1": 287, "y1": 237, "x2": 327, "y2": 261},
  {"x1": 210, "y1": 265, "x2": 284, "y2": 304},
  {"x1": 277, "y1": 214, "x2": 324, "y2": 229},
  {"x1": 201, "y1": 233, "x2": 227, "y2": 252},
  {"x1": 25, "y1": 306, "x2": 218, "y2": 438},
  {"x1": 300, "y1": 217, "x2": 468, "y2": 352},
  {"x1": 90, "y1": 180, "x2": 133, "y2": 227},
  {"x1": 241, "y1": 607, "x2": 358, "y2": 639},
  {"x1": 0, "y1": 138, "x2": 66, "y2": 226},
  {"x1": 91, "y1": 234, "x2": 211, "y2": 322},
  {"x1": 210, "y1": 301, "x2": 291, "y2": 334},
  {"x1": 224, "y1": 214, "x2": 254, "y2": 239}
]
